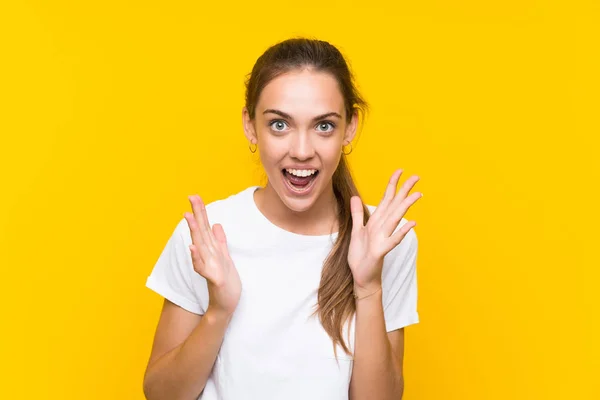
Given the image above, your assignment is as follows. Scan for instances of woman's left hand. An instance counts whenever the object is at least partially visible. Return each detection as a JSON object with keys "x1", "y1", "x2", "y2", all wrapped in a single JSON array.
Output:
[{"x1": 348, "y1": 169, "x2": 422, "y2": 297}]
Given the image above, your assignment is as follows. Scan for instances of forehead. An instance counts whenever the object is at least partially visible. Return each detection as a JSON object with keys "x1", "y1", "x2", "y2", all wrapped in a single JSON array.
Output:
[{"x1": 257, "y1": 69, "x2": 345, "y2": 118}]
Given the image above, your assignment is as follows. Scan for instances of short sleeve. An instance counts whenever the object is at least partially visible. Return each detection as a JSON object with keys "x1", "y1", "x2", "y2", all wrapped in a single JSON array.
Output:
[
  {"x1": 145, "y1": 218, "x2": 207, "y2": 315},
  {"x1": 381, "y1": 220, "x2": 420, "y2": 331}
]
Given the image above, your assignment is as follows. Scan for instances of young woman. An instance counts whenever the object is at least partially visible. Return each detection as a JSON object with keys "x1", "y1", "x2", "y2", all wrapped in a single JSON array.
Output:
[{"x1": 143, "y1": 38, "x2": 422, "y2": 400}]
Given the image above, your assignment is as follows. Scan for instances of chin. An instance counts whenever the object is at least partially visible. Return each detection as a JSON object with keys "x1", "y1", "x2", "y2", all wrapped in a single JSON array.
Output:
[{"x1": 280, "y1": 194, "x2": 316, "y2": 213}]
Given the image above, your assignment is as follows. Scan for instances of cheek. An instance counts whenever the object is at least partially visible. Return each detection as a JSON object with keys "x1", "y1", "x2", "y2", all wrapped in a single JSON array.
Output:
[
  {"x1": 257, "y1": 139, "x2": 285, "y2": 168},
  {"x1": 320, "y1": 146, "x2": 343, "y2": 169}
]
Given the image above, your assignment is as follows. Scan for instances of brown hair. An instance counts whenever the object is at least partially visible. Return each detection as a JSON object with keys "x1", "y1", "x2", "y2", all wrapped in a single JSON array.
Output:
[{"x1": 244, "y1": 37, "x2": 371, "y2": 358}]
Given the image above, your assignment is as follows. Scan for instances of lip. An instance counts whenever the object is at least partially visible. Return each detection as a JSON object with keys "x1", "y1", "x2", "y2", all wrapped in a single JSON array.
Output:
[
  {"x1": 282, "y1": 166, "x2": 320, "y2": 171},
  {"x1": 281, "y1": 169, "x2": 319, "y2": 197}
]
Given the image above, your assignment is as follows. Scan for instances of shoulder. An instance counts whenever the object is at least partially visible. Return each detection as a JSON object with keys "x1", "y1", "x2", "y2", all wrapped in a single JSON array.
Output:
[
  {"x1": 172, "y1": 186, "x2": 253, "y2": 241},
  {"x1": 185, "y1": 186, "x2": 259, "y2": 246},
  {"x1": 204, "y1": 186, "x2": 254, "y2": 221}
]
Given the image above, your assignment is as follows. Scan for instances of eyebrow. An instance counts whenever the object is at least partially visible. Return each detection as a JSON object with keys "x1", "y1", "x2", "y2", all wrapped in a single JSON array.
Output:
[{"x1": 262, "y1": 109, "x2": 342, "y2": 122}]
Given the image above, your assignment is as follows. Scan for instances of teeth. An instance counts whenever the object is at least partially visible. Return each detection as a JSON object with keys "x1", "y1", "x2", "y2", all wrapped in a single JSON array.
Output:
[{"x1": 286, "y1": 169, "x2": 317, "y2": 177}]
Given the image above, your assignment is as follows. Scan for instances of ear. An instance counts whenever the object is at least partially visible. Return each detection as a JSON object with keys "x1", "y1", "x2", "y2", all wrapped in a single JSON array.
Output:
[
  {"x1": 242, "y1": 106, "x2": 258, "y2": 144},
  {"x1": 343, "y1": 109, "x2": 358, "y2": 146}
]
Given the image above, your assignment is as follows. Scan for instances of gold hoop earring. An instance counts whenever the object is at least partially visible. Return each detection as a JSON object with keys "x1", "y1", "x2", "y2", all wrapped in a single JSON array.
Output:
[
  {"x1": 342, "y1": 142, "x2": 353, "y2": 155},
  {"x1": 249, "y1": 142, "x2": 257, "y2": 153}
]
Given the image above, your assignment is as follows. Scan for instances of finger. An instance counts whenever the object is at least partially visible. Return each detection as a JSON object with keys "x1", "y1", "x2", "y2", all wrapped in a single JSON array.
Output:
[
  {"x1": 377, "y1": 169, "x2": 403, "y2": 212},
  {"x1": 385, "y1": 220, "x2": 417, "y2": 253},
  {"x1": 390, "y1": 175, "x2": 420, "y2": 209},
  {"x1": 189, "y1": 195, "x2": 215, "y2": 245},
  {"x1": 212, "y1": 223, "x2": 226, "y2": 244},
  {"x1": 350, "y1": 196, "x2": 364, "y2": 236},
  {"x1": 188, "y1": 243, "x2": 204, "y2": 271},
  {"x1": 212, "y1": 223, "x2": 230, "y2": 254},
  {"x1": 382, "y1": 191, "x2": 422, "y2": 236},
  {"x1": 184, "y1": 211, "x2": 207, "y2": 263}
]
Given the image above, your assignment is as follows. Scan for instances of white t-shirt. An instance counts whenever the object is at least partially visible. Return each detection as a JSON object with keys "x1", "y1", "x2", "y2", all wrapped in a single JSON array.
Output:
[{"x1": 146, "y1": 185, "x2": 419, "y2": 400}]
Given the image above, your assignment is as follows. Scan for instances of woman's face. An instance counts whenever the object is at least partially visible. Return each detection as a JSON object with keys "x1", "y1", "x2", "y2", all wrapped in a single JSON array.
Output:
[{"x1": 242, "y1": 68, "x2": 357, "y2": 213}]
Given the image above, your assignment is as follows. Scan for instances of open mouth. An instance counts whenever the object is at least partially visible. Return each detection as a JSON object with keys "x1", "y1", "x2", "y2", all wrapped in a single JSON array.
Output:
[{"x1": 281, "y1": 169, "x2": 319, "y2": 193}]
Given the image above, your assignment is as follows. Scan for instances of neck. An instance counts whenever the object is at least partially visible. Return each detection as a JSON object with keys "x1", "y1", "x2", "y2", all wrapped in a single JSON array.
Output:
[{"x1": 254, "y1": 180, "x2": 339, "y2": 236}]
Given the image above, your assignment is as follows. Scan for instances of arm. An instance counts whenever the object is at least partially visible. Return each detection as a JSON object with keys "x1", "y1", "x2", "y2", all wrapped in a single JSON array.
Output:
[
  {"x1": 347, "y1": 170, "x2": 422, "y2": 400},
  {"x1": 143, "y1": 299, "x2": 231, "y2": 400},
  {"x1": 144, "y1": 195, "x2": 242, "y2": 399},
  {"x1": 349, "y1": 287, "x2": 405, "y2": 400}
]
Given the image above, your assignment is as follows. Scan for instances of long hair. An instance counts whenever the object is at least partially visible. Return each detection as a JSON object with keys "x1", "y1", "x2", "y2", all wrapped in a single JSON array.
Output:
[{"x1": 244, "y1": 37, "x2": 371, "y2": 357}]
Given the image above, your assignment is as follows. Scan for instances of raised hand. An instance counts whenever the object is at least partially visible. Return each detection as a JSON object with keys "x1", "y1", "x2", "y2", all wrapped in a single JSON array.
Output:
[
  {"x1": 184, "y1": 195, "x2": 241, "y2": 317},
  {"x1": 347, "y1": 169, "x2": 422, "y2": 296}
]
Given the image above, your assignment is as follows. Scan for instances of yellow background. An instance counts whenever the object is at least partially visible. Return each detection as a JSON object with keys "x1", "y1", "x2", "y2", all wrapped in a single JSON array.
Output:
[{"x1": 1, "y1": 1, "x2": 598, "y2": 399}]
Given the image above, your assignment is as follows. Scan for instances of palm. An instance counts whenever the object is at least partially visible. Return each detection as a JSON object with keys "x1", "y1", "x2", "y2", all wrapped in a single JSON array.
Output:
[
  {"x1": 348, "y1": 222, "x2": 386, "y2": 286},
  {"x1": 348, "y1": 169, "x2": 422, "y2": 289},
  {"x1": 199, "y1": 240, "x2": 238, "y2": 286},
  {"x1": 184, "y1": 195, "x2": 242, "y2": 316},
  {"x1": 198, "y1": 233, "x2": 242, "y2": 313}
]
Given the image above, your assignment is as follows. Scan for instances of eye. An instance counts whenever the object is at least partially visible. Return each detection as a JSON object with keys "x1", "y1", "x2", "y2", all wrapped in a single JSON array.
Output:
[
  {"x1": 316, "y1": 121, "x2": 336, "y2": 133},
  {"x1": 269, "y1": 120, "x2": 289, "y2": 132}
]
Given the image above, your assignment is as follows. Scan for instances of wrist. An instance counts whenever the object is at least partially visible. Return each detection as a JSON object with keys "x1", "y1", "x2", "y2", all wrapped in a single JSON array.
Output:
[
  {"x1": 205, "y1": 306, "x2": 234, "y2": 325},
  {"x1": 353, "y1": 281, "x2": 382, "y2": 300}
]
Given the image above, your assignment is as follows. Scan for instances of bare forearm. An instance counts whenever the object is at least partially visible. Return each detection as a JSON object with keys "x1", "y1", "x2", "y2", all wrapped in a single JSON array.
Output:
[
  {"x1": 350, "y1": 290, "x2": 403, "y2": 400},
  {"x1": 143, "y1": 309, "x2": 231, "y2": 400}
]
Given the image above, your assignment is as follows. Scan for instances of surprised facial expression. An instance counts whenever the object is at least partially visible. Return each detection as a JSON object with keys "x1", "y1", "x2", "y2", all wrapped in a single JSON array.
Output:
[{"x1": 243, "y1": 68, "x2": 358, "y2": 213}]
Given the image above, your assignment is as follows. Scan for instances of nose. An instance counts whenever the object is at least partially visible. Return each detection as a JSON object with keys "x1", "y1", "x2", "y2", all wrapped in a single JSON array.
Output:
[{"x1": 288, "y1": 130, "x2": 315, "y2": 160}]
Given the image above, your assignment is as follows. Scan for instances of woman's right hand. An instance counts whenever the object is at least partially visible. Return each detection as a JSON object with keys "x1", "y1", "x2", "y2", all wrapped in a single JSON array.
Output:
[{"x1": 184, "y1": 194, "x2": 241, "y2": 318}]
